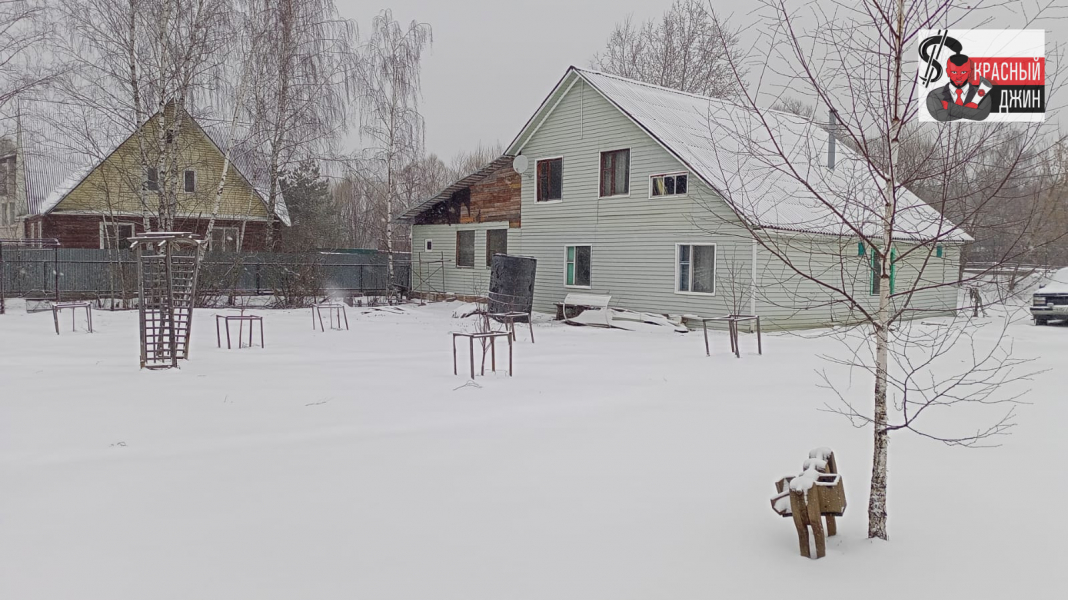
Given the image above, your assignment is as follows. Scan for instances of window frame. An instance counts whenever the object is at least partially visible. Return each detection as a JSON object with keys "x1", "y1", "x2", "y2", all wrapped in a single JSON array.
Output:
[
  {"x1": 486, "y1": 229, "x2": 508, "y2": 267},
  {"x1": 208, "y1": 226, "x2": 240, "y2": 252},
  {"x1": 598, "y1": 148, "x2": 631, "y2": 198},
  {"x1": 869, "y1": 245, "x2": 896, "y2": 296},
  {"x1": 455, "y1": 230, "x2": 475, "y2": 268},
  {"x1": 145, "y1": 167, "x2": 159, "y2": 191},
  {"x1": 99, "y1": 221, "x2": 136, "y2": 250},
  {"x1": 183, "y1": 170, "x2": 196, "y2": 193},
  {"x1": 564, "y1": 244, "x2": 592, "y2": 288},
  {"x1": 649, "y1": 172, "x2": 689, "y2": 199},
  {"x1": 674, "y1": 243, "x2": 717, "y2": 296},
  {"x1": 424, "y1": 239, "x2": 433, "y2": 252},
  {"x1": 535, "y1": 156, "x2": 564, "y2": 203}
]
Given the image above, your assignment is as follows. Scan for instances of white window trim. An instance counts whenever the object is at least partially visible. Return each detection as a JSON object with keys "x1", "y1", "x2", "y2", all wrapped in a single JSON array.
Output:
[
  {"x1": 564, "y1": 243, "x2": 593, "y2": 289},
  {"x1": 455, "y1": 229, "x2": 476, "y2": 269},
  {"x1": 209, "y1": 226, "x2": 240, "y2": 252},
  {"x1": 99, "y1": 221, "x2": 135, "y2": 250},
  {"x1": 597, "y1": 148, "x2": 632, "y2": 199},
  {"x1": 183, "y1": 169, "x2": 197, "y2": 193},
  {"x1": 535, "y1": 156, "x2": 564, "y2": 203},
  {"x1": 424, "y1": 239, "x2": 433, "y2": 252},
  {"x1": 674, "y1": 242, "x2": 717, "y2": 296},
  {"x1": 648, "y1": 172, "x2": 689, "y2": 199}
]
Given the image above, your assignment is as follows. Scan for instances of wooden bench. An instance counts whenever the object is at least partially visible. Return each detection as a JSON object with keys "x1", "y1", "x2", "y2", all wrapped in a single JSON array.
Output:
[{"x1": 559, "y1": 293, "x2": 613, "y2": 327}]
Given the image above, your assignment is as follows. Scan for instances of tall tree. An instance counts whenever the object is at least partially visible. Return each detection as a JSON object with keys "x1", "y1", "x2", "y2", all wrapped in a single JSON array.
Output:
[
  {"x1": 591, "y1": 0, "x2": 745, "y2": 97},
  {"x1": 701, "y1": 0, "x2": 1060, "y2": 540},
  {"x1": 245, "y1": 0, "x2": 359, "y2": 249},
  {"x1": 0, "y1": 0, "x2": 56, "y2": 111},
  {"x1": 357, "y1": 9, "x2": 432, "y2": 277}
]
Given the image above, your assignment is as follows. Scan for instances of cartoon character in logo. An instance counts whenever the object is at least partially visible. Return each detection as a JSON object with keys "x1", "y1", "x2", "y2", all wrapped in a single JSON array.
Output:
[{"x1": 926, "y1": 54, "x2": 994, "y2": 121}]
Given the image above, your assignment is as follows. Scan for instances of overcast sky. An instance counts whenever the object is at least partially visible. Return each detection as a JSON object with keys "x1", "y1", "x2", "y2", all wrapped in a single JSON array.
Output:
[
  {"x1": 340, "y1": 0, "x2": 685, "y2": 160},
  {"x1": 340, "y1": 1, "x2": 1066, "y2": 161}
]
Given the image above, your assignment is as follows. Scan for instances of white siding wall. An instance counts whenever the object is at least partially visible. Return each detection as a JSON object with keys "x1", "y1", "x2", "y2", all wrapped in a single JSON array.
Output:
[
  {"x1": 410, "y1": 221, "x2": 519, "y2": 298},
  {"x1": 517, "y1": 79, "x2": 755, "y2": 321}
]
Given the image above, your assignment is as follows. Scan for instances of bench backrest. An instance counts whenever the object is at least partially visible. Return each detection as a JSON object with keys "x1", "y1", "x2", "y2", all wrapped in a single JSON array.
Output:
[{"x1": 563, "y1": 293, "x2": 611, "y2": 308}]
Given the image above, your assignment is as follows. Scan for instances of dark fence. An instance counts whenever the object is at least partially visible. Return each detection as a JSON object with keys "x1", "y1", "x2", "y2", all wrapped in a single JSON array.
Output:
[{"x1": 0, "y1": 247, "x2": 411, "y2": 305}]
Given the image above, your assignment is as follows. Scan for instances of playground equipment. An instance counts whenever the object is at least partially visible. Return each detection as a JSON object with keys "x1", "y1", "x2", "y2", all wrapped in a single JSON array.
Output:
[{"x1": 129, "y1": 232, "x2": 205, "y2": 369}]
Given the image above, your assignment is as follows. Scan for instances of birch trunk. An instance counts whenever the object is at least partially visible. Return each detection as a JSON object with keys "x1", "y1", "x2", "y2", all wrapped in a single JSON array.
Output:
[{"x1": 867, "y1": 0, "x2": 905, "y2": 542}]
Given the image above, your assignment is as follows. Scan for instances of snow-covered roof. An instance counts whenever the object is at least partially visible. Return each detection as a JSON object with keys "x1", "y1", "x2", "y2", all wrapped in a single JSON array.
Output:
[
  {"x1": 508, "y1": 68, "x2": 969, "y2": 243},
  {"x1": 18, "y1": 105, "x2": 289, "y2": 225}
]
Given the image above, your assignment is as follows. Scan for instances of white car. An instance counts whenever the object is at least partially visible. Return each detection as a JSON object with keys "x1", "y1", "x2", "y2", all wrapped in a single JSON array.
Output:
[{"x1": 1032, "y1": 267, "x2": 1068, "y2": 325}]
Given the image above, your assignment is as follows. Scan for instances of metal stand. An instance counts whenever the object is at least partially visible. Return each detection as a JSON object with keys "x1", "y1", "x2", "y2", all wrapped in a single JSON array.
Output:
[
  {"x1": 452, "y1": 331, "x2": 513, "y2": 378},
  {"x1": 697, "y1": 314, "x2": 762, "y2": 358},
  {"x1": 52, "y1": 301, "x2": 93, "y2": 334},
  {"x1": 130, "y1": 233, "x2": 205, "y2": 369},
  {"x1": 313, "y1": 302, "x2": 349, "y2": 331}
]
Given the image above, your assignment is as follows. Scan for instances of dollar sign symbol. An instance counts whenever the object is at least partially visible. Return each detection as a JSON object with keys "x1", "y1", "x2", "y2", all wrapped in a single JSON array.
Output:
[{"x1": 918, "y1": 32, "x2": 962, "y2": 86}]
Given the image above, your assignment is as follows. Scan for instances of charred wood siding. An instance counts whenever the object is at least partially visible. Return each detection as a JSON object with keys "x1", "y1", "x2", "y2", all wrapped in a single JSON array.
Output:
[{"x1": 414, "y1": 164, "x2": 521, "y2": 227}]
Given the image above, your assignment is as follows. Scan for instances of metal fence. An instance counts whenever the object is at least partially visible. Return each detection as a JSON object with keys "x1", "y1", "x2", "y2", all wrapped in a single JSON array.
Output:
[{"x1": 0, "y1": 247, "x2": 411, "y2": 305}]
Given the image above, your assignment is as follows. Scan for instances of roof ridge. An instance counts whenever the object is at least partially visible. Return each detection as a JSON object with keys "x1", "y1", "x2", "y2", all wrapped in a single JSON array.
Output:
[{"x1": 572, "y1": 66, "x2": 819, "y2": 124}]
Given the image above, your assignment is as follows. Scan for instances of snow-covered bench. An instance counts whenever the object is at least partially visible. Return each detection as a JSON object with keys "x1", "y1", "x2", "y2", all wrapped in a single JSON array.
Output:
[{"x1": 560, "y1": 293, "x2": 612, "y2": 327}]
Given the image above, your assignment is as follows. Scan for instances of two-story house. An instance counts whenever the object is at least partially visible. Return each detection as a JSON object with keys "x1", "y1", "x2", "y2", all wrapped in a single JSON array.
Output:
[{"x1": 401, "y1": 67, "x2": 968, "y2": 329}]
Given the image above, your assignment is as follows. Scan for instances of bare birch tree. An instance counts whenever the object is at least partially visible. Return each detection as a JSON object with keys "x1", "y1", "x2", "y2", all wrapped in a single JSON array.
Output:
[
  {"x1": 357, "y1": 9, "x2": 431, "y2": 279},
  {"x1": 0, "y1": 0, "x2": 57, "y2": 110},
  {"x1": 699, "y1": 0, "x2": 1063, "y2": 540},
  {"x1": 591, "y1": 0, "x2": 746, "y2": 98},
  {"x1": 244, "y1": 0, "x2": 358, "y2": 250}
]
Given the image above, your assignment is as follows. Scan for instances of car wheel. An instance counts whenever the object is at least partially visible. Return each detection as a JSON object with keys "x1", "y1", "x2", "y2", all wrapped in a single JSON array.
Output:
[{"x1": 1035, "y1": 317, "x2": 1047, "y2": 326}]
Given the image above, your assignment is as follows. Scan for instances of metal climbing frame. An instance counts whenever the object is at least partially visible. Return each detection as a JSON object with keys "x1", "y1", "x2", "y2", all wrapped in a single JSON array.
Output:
[
  {"x1": 130, "y1": 232, "x2": 205, "y2": 369},
  {"x1": 414, "y1": 251, "x2": 446, "y2": 296}
]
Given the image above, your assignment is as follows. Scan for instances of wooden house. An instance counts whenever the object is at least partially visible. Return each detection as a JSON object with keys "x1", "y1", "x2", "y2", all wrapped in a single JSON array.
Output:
[{"x1": 8, "y1": 104, "x2": 288, "y2": 250}]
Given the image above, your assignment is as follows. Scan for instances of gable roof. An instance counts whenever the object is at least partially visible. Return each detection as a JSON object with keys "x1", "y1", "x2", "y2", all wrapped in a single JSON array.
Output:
[
  {"x1": 17, "y1": 104, "x2": 290, "y2": 225},
  {"x1": 398, "y1": 154, "x2": 515, "y2": 222},
  {"x1": 507, "y1": 67, "x2": 969, "y2": 243}
]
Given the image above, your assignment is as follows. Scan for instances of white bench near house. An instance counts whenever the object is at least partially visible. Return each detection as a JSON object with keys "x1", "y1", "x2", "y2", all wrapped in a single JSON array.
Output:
[{"x1": 559, "y1": 293, "x2": 613, "y2": 327}]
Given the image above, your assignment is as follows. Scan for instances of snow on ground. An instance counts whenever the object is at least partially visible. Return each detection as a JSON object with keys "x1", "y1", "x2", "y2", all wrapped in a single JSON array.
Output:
[{"x1": 1, "y1": 300, "x2": 1065, "y2": 599}]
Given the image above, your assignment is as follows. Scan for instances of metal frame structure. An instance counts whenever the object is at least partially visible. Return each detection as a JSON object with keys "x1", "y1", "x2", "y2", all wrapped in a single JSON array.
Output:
[
  {"x1": 129, "y1": 232, "x2": 205, "y2": 369},
  {"x1": 0, "y1": 238, "x2": 61, "y2": 314}
]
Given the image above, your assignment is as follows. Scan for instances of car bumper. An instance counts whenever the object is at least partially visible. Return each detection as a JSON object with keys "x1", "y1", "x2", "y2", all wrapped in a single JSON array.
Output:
[{"x1": 1031, "y1": 305, "x2": 1068, "y2": 316}]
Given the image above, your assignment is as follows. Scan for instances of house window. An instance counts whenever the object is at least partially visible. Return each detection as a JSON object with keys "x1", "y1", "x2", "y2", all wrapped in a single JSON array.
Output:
[
  {"x1": 565, "y1": 245, "x2": 591, "y2": 287},
  {"x1": 537, "y1": 157, "x2": 562, "y2": 202},
  {"x1": 651, "y1": 173, "x2": 687, "y2": 197},
  {"x1": 599, "y1": 149, "x2": 630, "y2": 197},
  {"x1": 677, "y1": 244, "x2": 716, "y2": 294},
  {"x1": 870, "y1": 247, "x2": 896, "y2": 295},
  {"x1": 184, "y1": 170, "x2": 196, "y2": 193},
  {"x1": 145, "y1": 168, "x2": 159, "y2": 191},
  {"x1": 456, "y1": 230, "x2": 475, "y2": 268},
  {"x1": 936, "y1": 245, "x2": 943, "y2": 258},
  {"x1": 101, "y1": 222, "x2": 135, "y2": 250},
  {"x1": 208, "y1": 227, "x2": 239, "y2": 252},
  {"x1": 425, "y1": 239, "x2": 433, "y2": 252},
  {"x1": 486, "y1": 229, "x2": 508, "y2": 267}
]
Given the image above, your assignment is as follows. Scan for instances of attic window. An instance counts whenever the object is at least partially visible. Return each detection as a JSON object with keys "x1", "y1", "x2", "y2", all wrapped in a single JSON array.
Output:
[
  {"x1": 145, "y1": 168, "x2": 159, "y2": 191},
  {"x1": 184, "y1": 170, "x2": 196, "y2": 193},
  {"x1": 651, "y1": 173, "x2": 687, "y2": 197},
  {"x1": 165, "y1": 129, "x2": 174, "y2": 144},
  {"x1": 599, "y1": 149, "x2": 630, "y2": 197},
  {"x1": 537, "y1": 158, "x2": 562, "y2": 201}
]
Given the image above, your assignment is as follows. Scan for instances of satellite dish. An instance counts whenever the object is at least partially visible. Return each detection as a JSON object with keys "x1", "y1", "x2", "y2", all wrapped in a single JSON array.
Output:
[{"x1": 512, "y1": 155, "x2": 529, "y2": 174}]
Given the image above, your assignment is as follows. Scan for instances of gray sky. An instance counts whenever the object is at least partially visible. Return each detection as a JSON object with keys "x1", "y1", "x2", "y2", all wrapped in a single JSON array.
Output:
[
  {"x1": 340, "y1": 0, "x2": 683, "y2": 159},
  {"x1": 341, "y1": 1, "x2": 1066, "y2": 161}
]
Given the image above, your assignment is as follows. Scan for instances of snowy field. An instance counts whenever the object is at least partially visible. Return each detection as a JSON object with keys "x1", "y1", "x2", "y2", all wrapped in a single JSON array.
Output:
[{"x1": 1, "y1": 299, "x2": 1065, "y2": 599}]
